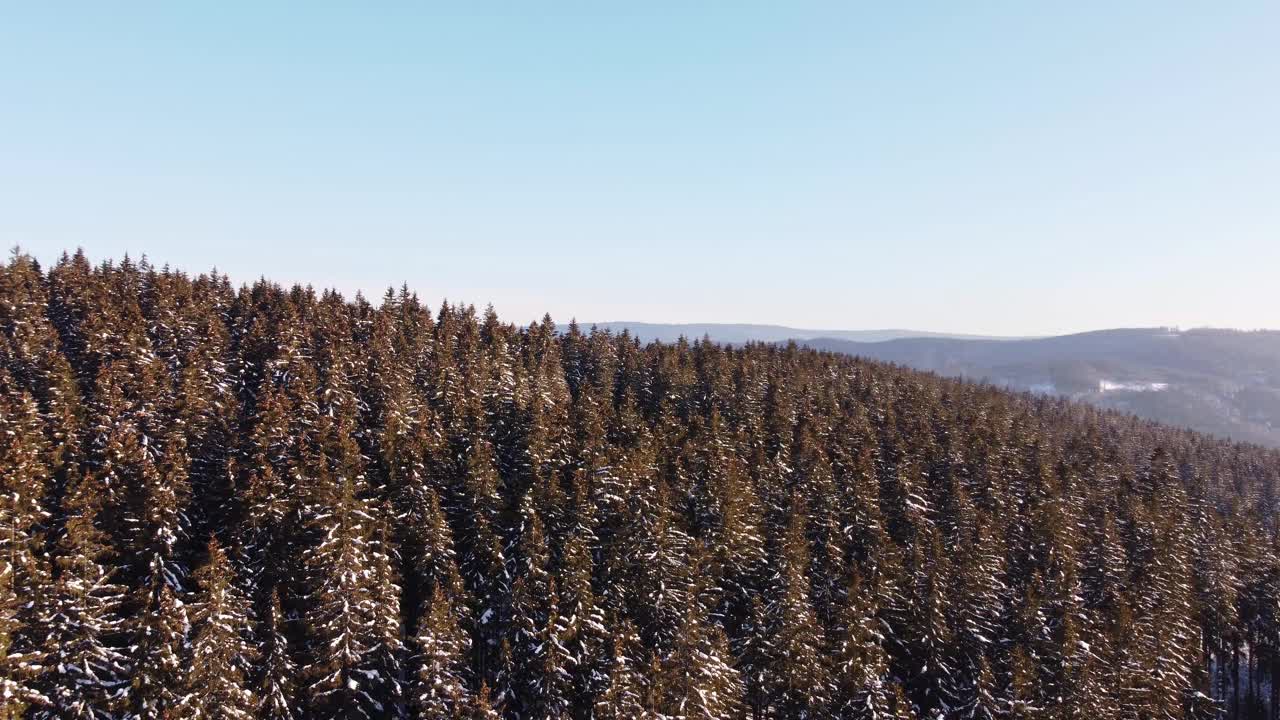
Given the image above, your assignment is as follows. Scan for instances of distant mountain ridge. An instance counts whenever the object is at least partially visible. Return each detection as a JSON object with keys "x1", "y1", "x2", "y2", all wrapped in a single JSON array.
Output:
[
  {"x1": 802, "y1": 327, "x2": 1280, "y2": 447},
  {"x1": 583, "y1": 322, "x2": 1019, "y2": 345},
  {"x1": 591, "y1": 323, "x2": 1280, "y2": 447}
]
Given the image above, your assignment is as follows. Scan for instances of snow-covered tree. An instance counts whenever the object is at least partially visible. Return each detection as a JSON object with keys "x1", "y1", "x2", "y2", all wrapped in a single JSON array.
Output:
[
  {"x1": 764, "y1": 500, "x2": 832, "y2": 717},
  {"x1": 183, "y1": 538, "x2": 257, "y2": 719},
  {"x1": 413, "y1": 586, "x2": 473, "y2": 718},
  {"x1": 594, "y1": 618, "x2": 652, "y2": 720},
  {"x1": 301, "y1": 472, "x2": 406, "y2": 718},
  {"x1": 130, "y1": 557, "x2": 191, "y2": 719},
  {"x1": 256, "y1": 588, "x2": 299, "y2": 720},
  {"x1": 0, "y1": 376, "x2": 53, "y2": 714},
  {"x1": 34, "y1": 477, "x2": 131, "y2": 719},
  {"x1": 832, "y1": 569, "x2": 895, "y2": 720}
]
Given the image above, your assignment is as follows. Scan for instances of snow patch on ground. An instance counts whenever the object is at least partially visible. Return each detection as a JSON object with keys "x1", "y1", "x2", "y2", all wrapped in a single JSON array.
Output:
[{"x1": 1098, "y1": 379, "x2": 1169, "y2": 393}]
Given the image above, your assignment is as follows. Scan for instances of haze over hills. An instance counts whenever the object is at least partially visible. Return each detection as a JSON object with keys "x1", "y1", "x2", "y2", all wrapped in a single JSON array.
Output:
[
  {"x1": 583, "y1": 322, "x2": 1019, "y2": 345},
  {"x1": 803, "y1": 327, "x2": 1280, "y2": 447},
  {"x1": 595, "y1": 323, "x2": 1280, "y2": 447}
]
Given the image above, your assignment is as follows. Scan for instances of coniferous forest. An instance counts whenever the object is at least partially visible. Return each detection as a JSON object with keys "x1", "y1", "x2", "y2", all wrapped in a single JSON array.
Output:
[{"x1": 5, "y1": 250, "x2": 1280, "y2": 720}]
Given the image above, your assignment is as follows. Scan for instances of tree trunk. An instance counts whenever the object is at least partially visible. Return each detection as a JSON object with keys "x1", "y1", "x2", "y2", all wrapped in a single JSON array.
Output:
[
  {"x1": 1235, "y1": 644, "x2": 1242, "y2": 720},
  {"x1": 1270, "y1": 653, "x2": 1278, "y2": 720}
]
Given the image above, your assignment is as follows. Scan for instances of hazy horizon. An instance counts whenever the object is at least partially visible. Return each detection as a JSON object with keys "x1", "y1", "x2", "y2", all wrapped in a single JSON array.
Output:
[
  {"x1": 13, "y1": 246, "x2": 1279, "y2": 339},
  {"x1": 4, "y1": 4, "x2": 1278, "y2": 335}
]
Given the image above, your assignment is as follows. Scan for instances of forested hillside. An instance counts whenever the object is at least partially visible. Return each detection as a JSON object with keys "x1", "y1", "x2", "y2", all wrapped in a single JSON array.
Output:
[
  {"x1": 5, "y1": 250, "x2": 1280, "y2": 719},
  {"x1": 803, "y1": 329, "x2": 1280, "y2": 448}
]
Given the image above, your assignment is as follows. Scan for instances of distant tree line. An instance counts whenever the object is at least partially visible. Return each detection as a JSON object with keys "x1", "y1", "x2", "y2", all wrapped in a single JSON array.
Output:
[{"x1": 3, "y1": 249, "x2": 1280, "y2": 719}]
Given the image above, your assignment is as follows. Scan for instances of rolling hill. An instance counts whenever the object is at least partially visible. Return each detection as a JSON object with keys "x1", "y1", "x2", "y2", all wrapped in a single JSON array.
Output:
[
  {"x1": 594, "y1": 324, "x2": 1280, "y2": 447},
  {"x1": 800, "y1": 328, "x2": 1280, "y2": 447},
  {"x1": 582, "y1": 322, "x2": 1018, "y2": 345}
]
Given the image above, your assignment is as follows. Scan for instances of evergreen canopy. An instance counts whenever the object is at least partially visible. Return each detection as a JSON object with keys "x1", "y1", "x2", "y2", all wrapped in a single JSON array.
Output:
[{"x1": 2, "y1": 250, "x2": 1279, "y2": 719}]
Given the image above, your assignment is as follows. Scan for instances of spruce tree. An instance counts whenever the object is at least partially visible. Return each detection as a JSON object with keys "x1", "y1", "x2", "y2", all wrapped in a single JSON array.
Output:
[
  {"x1": 301, "y1": 473, "x2": 406, "y2": 718},
  {"x1": 412, "y1": 586, "x2": 473, "y2": 719},
  {"x1": 454, "y1": 438, "x2": 510, "y2": 684},
  {"x1": 0, "y1": 567, "x2": 44, "y2": 717},
  {"x1": 557, "y1": 530, "x2": 609, "y2": 716},
  {"x1": 594, "y1": 619, "x2": 651, "y2": 720},
  {"x1": 507, "y1": 496, "x2": 572, "y2": 719},
  {"x1": 832, "y1": 570, "x2": 894, "y2": 720},
  {"x1": 130, "y1": 558, "x2": 191, "y2": 719},
  {"x1": 404, "y1": 485, "x2": 468, "y2": 628},
  {"x1": 763, "y1": 500, "x2": 832, "y2": 717},
  {"x1": 467, "y1": 684, "x2": 503, "y2": 720},
  {"x1": 1002, "y1": 646, "x2": 1040, "y2": 720},
  {"x1": 888, "y1": 684, "x2": 918, "y2": 720},
  {"x1": 34, "y1": 476, "x2": 131, "y2": 719},
  {"x1": 301, "y1": 342, "x2": 407, "y2": 718},
  {"x1": 5, "y1": 250, "x2": 1280, "y2": 720},
  {"x1": 236, "y1": 381, "x2": 303, "y2": 595},
  {"x1": 657, "y1": 600, "x2": 745, "y2": 720},
  {"x1": 898, "y1": 527, "x2": 953, "y2": 715},
  {"x1": 257, "y1": 588, "x2": 299, "y2": 720},
  {"x1": 0, "y1": 376, "x2": 53, "y2": 714},
  {"x1": 183, "y1": 538, "x2": 258, "y2": 719}
]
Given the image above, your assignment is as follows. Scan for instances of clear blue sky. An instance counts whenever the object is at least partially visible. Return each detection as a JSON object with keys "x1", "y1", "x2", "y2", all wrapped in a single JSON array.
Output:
[{"x1": 2, "y1": 3, "x2": 1277, "y2": 335}]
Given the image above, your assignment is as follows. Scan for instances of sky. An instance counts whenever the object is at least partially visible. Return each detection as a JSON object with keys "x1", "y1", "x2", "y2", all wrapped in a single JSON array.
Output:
[{"x1": 2, "y1": 3, "x2": 1277, "y2": 336}]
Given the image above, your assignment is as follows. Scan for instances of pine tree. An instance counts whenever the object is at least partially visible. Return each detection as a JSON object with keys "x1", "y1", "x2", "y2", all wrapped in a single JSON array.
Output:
[
  {"x1": 183, "y1": 538, "x2": 257, "y2": 719},
  {"x1": 763, "y1": 500, "x2": 832, "y2": 718},
  {"x1": 557, "y1": 530, "x2": 609, "y2": 716},
  {"x1": 657, "y1": 601, "x2": 745, "y2": 720},
  {"x1": 413, "y1": 586, "x2": 472, "y2": 718},
  {"x1": 301, "y1": 473, "x2": 406, "y2": 718},
  {"x1": 130, "y1": 557, "x2": 191, "y2": 719},
  {"x1": 257, "y1": 588, "x2": 299, "y2": 720},
  {"x1": 594, "y1": 618, "x2": 652, "y2": 720},
  {"x1": 0, "y1": 375, "x2": 53, "y2": 713},
  {"x1": 832, "y1": 569, "x2": 895, "y2": 720},
  {"x1": 34, "y1": 476, "x2": 131, "y2": 719}
]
